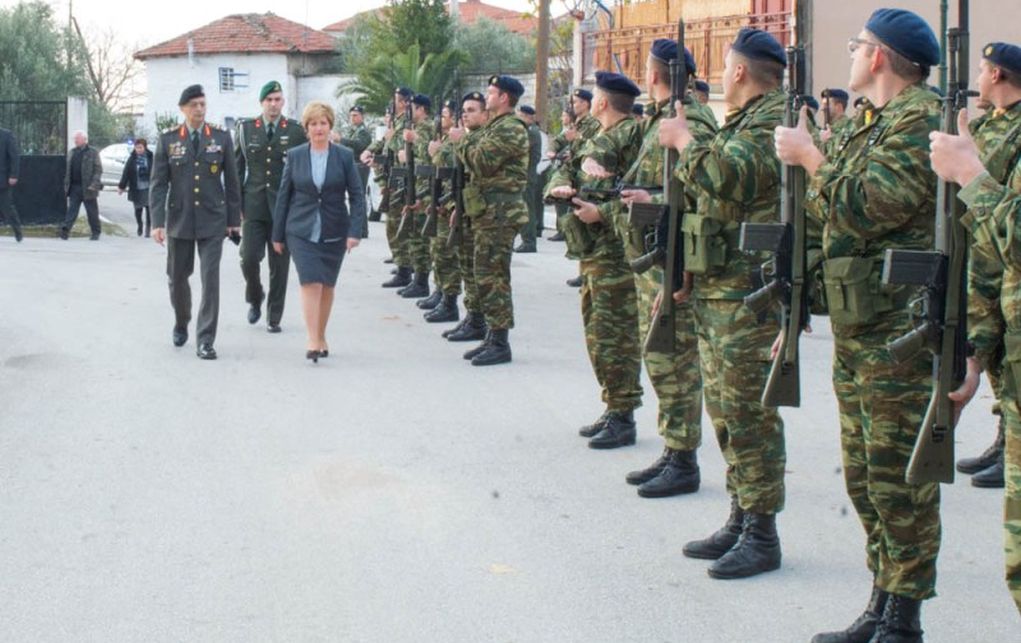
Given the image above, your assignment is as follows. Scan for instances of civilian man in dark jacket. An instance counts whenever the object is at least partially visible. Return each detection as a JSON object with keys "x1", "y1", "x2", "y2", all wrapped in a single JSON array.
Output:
[
  {"x1": 61, "y1": 130, "x2": 103, "y2": 240},
  {"x1": 150, "y1": 85, "x2": 242, "y2": 360},
  {"x1": 0, "y1": 127, "x2": 23, "y2": 242}
]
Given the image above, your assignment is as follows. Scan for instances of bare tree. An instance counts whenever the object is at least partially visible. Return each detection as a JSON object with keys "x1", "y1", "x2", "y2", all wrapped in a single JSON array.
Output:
[{"x1": 71, "y1": 19, "x2": 143, "y2": 113}]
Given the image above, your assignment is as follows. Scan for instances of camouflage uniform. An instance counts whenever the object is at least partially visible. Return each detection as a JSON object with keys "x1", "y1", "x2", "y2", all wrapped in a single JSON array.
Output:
[
  {"x1": 603, "y1": 96, "x2": 716, "y2": 450},
  {"x1": 456, "y1": 126, "x2": 487, "y2": 317},
  {"x1": 382, "y1": 114, "x2": 410, "y2": 267},
  {"x1": 552, "y1": 113, "x2": 602, "y2": 232},
  {"x1": 807, "y1": 83, "x2": 941, "y2": 600},
  {"x1": 429, "y1": 135, "x2": 462, "y2": 297},
  {"x1": 547, "y1": 116, "x2": 644, "y2": 414},
  {"x1": 339, "y1": 121, "x2": 372, "y2": 202},
  {"x1": 676, "y1": 90, "x2": 786, "y2": 514},
  {"x1": 407, "y1": 118, "x2": 436, "y2": 276},
  {"x1": 457, "y1": 112, "x2": 530, "y2": 330},
  {"x1": 957, "y1": 103, "x2": 1021, "y2": 611},
  {"x1": 520, "y1": 121, "x2": 544, "y2": 245}
]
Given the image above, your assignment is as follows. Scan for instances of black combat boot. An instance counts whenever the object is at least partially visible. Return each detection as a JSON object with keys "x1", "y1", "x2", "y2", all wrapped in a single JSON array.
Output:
[
  {"x1": 637, "y1": 448, "x2": 700, "y2": 497},
  {"x1": 514, "y1": 241, "x2": 536, "y2": 253},
  {"x1": 566, "y1": 275, "x2": 583, "y2": 288},
  {"x1": 400, "y1": 271, "x2": 430, "y2": 298},
  {"x1": 957, "y1": 417, "x2": 1004, "y2": 474},
  {"x1": 382, "y1": 266, "x2": 412, "y2": 288},
  {"x1": 471, "y1": 329, "x2": 512, "y2": 366},
  {"x1": 463, "y1": 330, "x2": 493, "y2": 360},
  {"x1": 871, "y1": 594, "x2": 923, "y2": 643},
  {"x1": 625, "y1": 447, "x2": 671, "y2": 483},
  {"x1": 425, "y1": 294, "x2": 459, "y2": 323},
  {"x1": 707, "y1": 512, "x2": 781, "y2": 579},
  {"x1": 417, "y1": 290, "x2": 442, "y2": 310},
  {"x1": 442, "y1": 317, "x2": 467, "y2": 338},
  {"x1": 683, "y1": 497, "x2": 744, "y2": 560},
  {"x1": 368, "y1": 209, "x2": 383, "y2": 222},
  {"x1": 588, "y1": 410, "x2": 637, "y2": 449},
  {"x1": 579, "y1": 410, "x2": 611, "y2": 438},
  {"x1": 447, "y1": 312, "x2": 487, "y2": 342},
  {"x1": 810, "y1": 585, "x2": 889, "y2": 643},
  {"x1": 972, "y1": 456, "x2": 1005, "y2": 488}
]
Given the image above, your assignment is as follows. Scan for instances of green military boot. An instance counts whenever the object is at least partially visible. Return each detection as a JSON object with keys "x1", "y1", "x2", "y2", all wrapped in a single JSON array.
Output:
[
  {"x1": 400, "y1": 271, "x2": 430, "y2": 298},
  {"x1": 471, "y1": 329, "x2": 512, "y2": 366},
  {"x1": 871, "y1": 594, "x2": 923, "y2": 643},
  {"x1": 707, "y1": 512, "x2": 781, "y2": 579},
  {"x1": 417, "y1": 290, "x2": 442, "y2": 310},
  {"x1": 683, "y1": 497, "x2": 744, "y2": 560},
  {"x1": 810, "y1": 585, "x2": 889, "y2": 643},
  {"x1": 637, "y1": 448, "x2": 700, "y2": 497},
  {"x1": 447, "y1": 312, "x2": 487, "y2": 342},
  {"x1": 425, "y1": 294, "x2": 459, "y2": 323},
  {"x1": 382, "y1": 266, "x2": 412, "y2": 288}
]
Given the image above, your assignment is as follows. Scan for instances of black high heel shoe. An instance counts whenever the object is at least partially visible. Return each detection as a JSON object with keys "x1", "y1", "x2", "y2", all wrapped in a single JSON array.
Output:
[
  {"x1": 319, "y1": 349, "x2": 329, "y2": 358},
  {"x1": 306, "y1": 350, "x2": 320, "y2": 363}
]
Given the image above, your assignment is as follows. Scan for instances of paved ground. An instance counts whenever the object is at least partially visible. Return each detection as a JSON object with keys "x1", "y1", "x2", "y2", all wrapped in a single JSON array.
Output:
[{"x1": 0, "y1": 199, "x2": 1018, "y2": 641}]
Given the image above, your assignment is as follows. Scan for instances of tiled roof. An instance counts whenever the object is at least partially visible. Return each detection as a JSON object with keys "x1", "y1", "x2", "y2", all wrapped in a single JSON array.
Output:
[
  {"x1": 324, "y1": 0, "x2": 537, "y2": 37},
  {"x1": 135, "y1": 13, "x2": 337, "y2": 60}
]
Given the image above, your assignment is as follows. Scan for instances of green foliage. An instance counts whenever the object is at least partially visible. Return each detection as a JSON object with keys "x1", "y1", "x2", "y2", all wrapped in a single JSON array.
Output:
[
  {"x1": 453, "y1": 17, "x2": 536, "y2": 74},
  {"x1": 384, "y1": 0, "x2": 453, "y2": 59},
  {"x1": 155, "y1": 112, "x2": 181, "y2": 133},
  {"x1": 339, "y1": 44, "x2": 468, "y2": 114}
]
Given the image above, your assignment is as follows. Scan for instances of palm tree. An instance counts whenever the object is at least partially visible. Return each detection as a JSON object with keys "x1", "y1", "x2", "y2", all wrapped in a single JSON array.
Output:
[{"x1": 337, "y1": 44, "x2": 468, "y2": 113}]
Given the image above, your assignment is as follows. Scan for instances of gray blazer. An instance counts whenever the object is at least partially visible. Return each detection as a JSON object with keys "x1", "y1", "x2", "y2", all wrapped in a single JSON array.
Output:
[{"x1": 272, "y1": 142, "x2": 366, "y2": 243}]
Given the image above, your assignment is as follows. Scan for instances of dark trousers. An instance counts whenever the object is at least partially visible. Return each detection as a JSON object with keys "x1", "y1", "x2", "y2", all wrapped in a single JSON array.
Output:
[
  {"x1": 167, "y1": 235, "x2": 224, "y2": 346},
  {"x1": 240, "y1": 218, "x2": 289, "y2": 325},
  {"x1": 134, "y1": 206, "x2": 151, "y2": 234},
  {"x1": 357, "y1": 165, "x2": 370, "y2": 238},
  {"x1": 64, "y1": 184, "x2": 100, "y2": 234},
  {"x1": 0, "y1": 188, "x2": 22, "y2": 234}
]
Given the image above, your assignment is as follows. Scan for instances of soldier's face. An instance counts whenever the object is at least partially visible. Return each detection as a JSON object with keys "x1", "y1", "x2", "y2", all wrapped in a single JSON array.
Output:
[
  {"x1": 350, "y1": 111, "x2": 363, "y2": 126},
  {"x1": 413, "y1": 105, "x2": 427, "y2": 122},
  {"x1": 572, "y1": 95, "x2": 590, "y2": 115},
  {"x1": 721, "y1": 51, "x2": 739, "y2": 106},
  {"x1": 441, "y1": 107, "x2": 454, "y2": 129},
  {"x1": 485, "y1": 86, "x2": 504, "y2": 112},
  {"x1": 848, "y1": 31, "x2": 879, "y2": 93},
  {"x1": 261, "y1": 92, "x2": 284, "y2": 120},
  {"x1": 976, "y1": 60, "x2": 995, "y2": 103},
  {"x1": 462, "y1": 101, "x2": 485, "y2": 129},
  {"x1": 591, "y1": 91, "x2": 607, "y2": 118},
  {"x1": 395, "y1": 95, "x2": 407, "y2": 111},
  {"x1": 180, "y1": 98, "x2": 206, "y2": 125}
]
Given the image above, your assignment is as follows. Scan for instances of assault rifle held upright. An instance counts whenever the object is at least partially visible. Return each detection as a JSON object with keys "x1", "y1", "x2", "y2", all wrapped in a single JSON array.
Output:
[
  {"x1": 393, "y1": 97, "x2": 417, "y2": 240},
  {"x1": 419, "y1": 96, "x2": 449, "y2": 238}
]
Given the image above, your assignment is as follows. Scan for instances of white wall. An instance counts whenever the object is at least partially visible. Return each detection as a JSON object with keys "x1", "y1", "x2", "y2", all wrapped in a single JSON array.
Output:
[{"x1": 296, "y1": 74, "x2": 356, "y2": 117}]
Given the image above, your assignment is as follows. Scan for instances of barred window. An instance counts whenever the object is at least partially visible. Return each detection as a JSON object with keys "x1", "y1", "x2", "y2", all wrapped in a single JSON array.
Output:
[{"x1": 219, "y1": 67, "x2": 235, "y2": 92}]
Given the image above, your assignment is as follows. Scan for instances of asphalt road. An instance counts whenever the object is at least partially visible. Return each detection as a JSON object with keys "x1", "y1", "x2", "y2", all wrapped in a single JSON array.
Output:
[{"x1": 0, "y1": 209, "x2": 1017, "y2": 641}]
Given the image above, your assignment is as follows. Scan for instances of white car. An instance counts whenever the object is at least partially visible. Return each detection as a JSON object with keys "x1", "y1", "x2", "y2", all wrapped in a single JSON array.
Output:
[{"x1": 100, "y1": 142, "x2": 132, "y2": 187}]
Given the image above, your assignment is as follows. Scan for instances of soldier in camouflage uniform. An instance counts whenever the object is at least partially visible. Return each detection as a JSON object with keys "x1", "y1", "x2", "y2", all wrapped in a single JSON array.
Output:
[
  {"x1": 422, "y1": 100, "x2": 462, "y2": 324},
  {"x1": 820, "y1": 88, "x2": 853, "y2": 148},
  {"x1": 549, "y1": 89, "x2": 600, "y2": 255},
  {"x1": 235, "y1": 81, "x2": 307, "y2": 332},
  {"x1": 929, "y1": 41, "x2": 1021, "y2": 615},
  {"x1": 774, "y1": 10, "x2": 943, "y2": 639},
  {"x1": 394, "y1": 94, "x2": 437, "y2": 300},
  {"x1": 546, "y1": 71, "x2": 644, "y2": 449},
  {"x1": 443, "y1": 92, "x2": 491, "y2": 344},
  {"x1": 340, "y1": 105, "x2": 372, "y2": 236},
  {"x1": 514, "y1": 104, "x2": 544, "y2": 253},
  {"x1": 659, "y1": 29, "x2": 786, "y2": 580},
  {"x1": 449, "y1": 76, "x2": 529, "y2": 366}
]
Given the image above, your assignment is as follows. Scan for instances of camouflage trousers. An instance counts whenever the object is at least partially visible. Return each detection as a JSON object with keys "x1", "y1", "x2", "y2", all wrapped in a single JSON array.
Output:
[
  {"x1": 580, "y1": 254, "x2": 643, "y2": 412},
  {"x1": 407, "y1": 212, "x2": 431, "y2": 275},
  {"x1": 473, "y1": 224, "x2": 517, "y2": 330},
  {"x1": 693, "y1": 299, "x2": 785, "y2": 513},
  {"x1": 458, "y1": 218, "x2": 479, "y2": 314},
  {"x1": 634, "y1": 268, "x2": 702, "y2": 451},
  {"x1": 1000, "y1": 367, "x2": 1021, "y2": 612},
  {"x1": 430, "y1": 211, "x2": 462, "y2": 296},
  {"x1": 385, "y1": 206, "x2": 411, "y2": 268},
  {"x1": 833, "y1": 322, "x2": 940, "y2": 600}
]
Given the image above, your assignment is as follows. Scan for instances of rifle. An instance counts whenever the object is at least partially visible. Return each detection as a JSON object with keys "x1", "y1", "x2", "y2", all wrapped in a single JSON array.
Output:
[
  {"x1": 738, "y1": 26, "x2": 809, "y2": 408},
  {"x1": 642, "y1": 17, "x2": 686, "y2": 354},
  {"x1": 446, "y1": 95, "x2": 467, "y2": 249},
  {"x1": 551, "y1": 95, "x2": 577, "y2": 169},
  {"x1": 375, "y1": 97, "x2": 397, "y2": 213},
  {"x1": 419, "y1": 96, "x2": 448, "y2": 237},
  {"x1": 394, "y1": 97, "x2": 417, "y2": 240},
  {"x1": 881, "y1": 0, "x2": 974, "y2": 484},
  {"x1": 820, "y1": 88, "x2": 832, "y2": 130},
  {"x1": 543, "y1": 183, "x2": 662, "y2": 207}
]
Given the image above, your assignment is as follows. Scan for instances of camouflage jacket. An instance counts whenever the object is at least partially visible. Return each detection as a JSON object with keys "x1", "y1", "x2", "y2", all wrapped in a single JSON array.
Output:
[
  {"x1": 605, "y1": 96, "x2": 717, "y2": 263},
  {"x1": 410, "y1": 119, "x2": 437, "y2": 205},
  {"x1": 677, "y1": 90, "x2": 786, "y2": 299},
  {"x1": 457, "y1": 111, "x2": 529, "y2": 228},
  {"x1": 369, "y1": 114, "x2": 409, "y2": 187},
  {"x1": 552, "y1": 113, "x2": 601, "y2": 175},
  {"x1": 339, "y1": 123, "x2": 372, "y2": 157}
]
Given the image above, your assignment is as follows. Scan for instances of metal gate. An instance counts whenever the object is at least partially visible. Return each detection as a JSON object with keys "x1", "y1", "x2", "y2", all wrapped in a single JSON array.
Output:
[{"x1": 1, "y1": 100, "x2": 67, "y2": 225}]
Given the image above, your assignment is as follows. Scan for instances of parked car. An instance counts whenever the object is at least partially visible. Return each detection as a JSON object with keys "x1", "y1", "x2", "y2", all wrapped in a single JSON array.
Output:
[{"x1": 100, "y1": 142, "x2": 132, "y2": 187}]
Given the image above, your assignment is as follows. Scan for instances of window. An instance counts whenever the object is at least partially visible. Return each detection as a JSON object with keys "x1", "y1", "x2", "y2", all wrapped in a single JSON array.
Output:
[{"x1": 218, "y1": 68, "x2": 249, "y2": 92}]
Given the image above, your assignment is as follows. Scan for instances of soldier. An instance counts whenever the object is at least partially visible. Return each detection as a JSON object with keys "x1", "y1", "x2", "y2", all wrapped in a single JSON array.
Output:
[
  {"x1": 513, "y1": 104, "x2": 543, "y2": 253},
  {"x1": 549, "y1": 88, "x2": 600, "y2": 250},
  {"x1": 820, "y1": 88, "x2": 852, "y2": 144},
  {"x1": 235, "y1": 80, "x2": 307, "y2": 333},
  {"x1": 546, "y1": 71, "x2": 644, "y2": 449},
  {"x1": 0, "y1": 127, "x2": 23, "y2": 242},
  {"x1": 929, "y1": 40, "x2": 1021, "y2": 614},
  {"x1": 443, "y1": 91, "x2": 491, "y2": 344},
  {"x1": 774, "y1": 9, "x2": 942, "y2": 638},
  {"x1": 340, "y1": 105, "x2": 372, "y2": 195},
  {"x1": 150, "y1": 84, "x2": 242, "y2": 360},
  {"x1": 395, "y1": 94, "x2": 436, "y2": 300},
  {"x1": 448, "y1": 76, "x2": 529, "y2": 366},
  {"x1": 422, "y1": 99, "x2": 462, "y2": 324},
  {"x1": 693, "y1": 79, "x2": 711, "y2": 105},
  {"x1": 631, "y1": 103, "x2": 646, "y2": 122},
  {"x1": 658, "y1": 28, "x2": 786, "y2": 579}
]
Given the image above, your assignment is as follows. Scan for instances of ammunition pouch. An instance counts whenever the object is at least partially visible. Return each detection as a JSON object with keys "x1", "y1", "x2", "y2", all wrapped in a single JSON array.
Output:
[
  {"x1": 681, "y1": 214, "x2": 733, "y2": 275},
  {"x1": 822, "y1": 256, "x2": 898, "y2": 326}
]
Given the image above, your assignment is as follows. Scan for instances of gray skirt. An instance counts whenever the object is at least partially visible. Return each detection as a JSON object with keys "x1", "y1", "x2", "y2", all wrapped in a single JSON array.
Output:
[{"x1": 287, "y1": 234, "x2": 346, "y2": 287}]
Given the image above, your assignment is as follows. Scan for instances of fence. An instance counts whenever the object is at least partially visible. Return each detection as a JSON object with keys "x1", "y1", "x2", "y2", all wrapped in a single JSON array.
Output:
[{"x1": 1, "y1": 100, "x2": 70, "y2": 225}]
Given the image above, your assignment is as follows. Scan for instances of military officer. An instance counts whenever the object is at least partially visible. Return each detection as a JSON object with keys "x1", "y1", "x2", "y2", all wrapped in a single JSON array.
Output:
[
  {"x1": 928, "y1": 40, "x2": 1021, "y2": 615},
  {"x1": 395, "y1": 94, "x2": 437, "y2": 300},
  {"x1": 773, "y1": 9, "x2": 942, "y2": 639},
  {"x1": 150, "y1": 84, "x2": 242, "y2": 360},
  {"x1": 514, "y1": 104, "x2": 543, "y2": 253},
  {"x1": 235, "y1": 80, "x2": 307, "y2": 332}
]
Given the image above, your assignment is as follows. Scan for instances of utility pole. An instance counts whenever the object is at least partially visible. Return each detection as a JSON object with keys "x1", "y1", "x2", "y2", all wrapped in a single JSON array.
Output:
[{"x1": 534, "y1": 0, "x2": 551, "y2": 125}]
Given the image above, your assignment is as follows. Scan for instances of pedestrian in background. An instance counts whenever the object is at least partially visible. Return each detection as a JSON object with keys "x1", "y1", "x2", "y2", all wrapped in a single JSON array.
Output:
[
  {"x1": 61, "y1": 130, "x2": 103, "y2": 240},
  {"x1": 0, "y1": 126, "x2": 23, "y2": 242},
  {"x1": 118, "y1": 138, "x2": 154, "y2": 237}
]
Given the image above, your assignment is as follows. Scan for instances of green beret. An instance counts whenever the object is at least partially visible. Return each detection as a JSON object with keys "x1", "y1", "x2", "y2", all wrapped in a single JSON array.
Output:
[{"x1": 260, "y1": 81, "x2": 282, "y2": 102}]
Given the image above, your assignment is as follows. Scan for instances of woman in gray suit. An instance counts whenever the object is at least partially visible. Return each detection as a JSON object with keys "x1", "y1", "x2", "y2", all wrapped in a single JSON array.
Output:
[{"x1": 272, "y1": 101, "x2": 366, "y2": 362}]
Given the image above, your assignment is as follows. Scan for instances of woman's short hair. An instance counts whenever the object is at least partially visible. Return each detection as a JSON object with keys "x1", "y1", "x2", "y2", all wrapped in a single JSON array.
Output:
[
  {"x1": 134, "y1": 138, "x2": 148, "y2": 149},
  {"x1": 301, "y1": 101, "x2": 336, "y2": 130}
]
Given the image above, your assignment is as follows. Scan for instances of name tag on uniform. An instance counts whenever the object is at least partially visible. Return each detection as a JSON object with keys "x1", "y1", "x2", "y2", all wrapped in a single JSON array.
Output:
[{"x1": 279, "y1": 135, "x2": 289, "y2": 143}]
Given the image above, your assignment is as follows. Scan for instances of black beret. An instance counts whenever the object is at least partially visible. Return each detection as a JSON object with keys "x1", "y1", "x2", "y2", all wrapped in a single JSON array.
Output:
[
  {"x1": 693, "y1": 80, "x2": 710, "y2": 94},
  {"x1": 822, "y1": 88, "x2": 849, "y2": 103},
  {"x1": 650, "y1": 39, "x2": 698, "y2": 76},
  {"x1": 489, "y1": 75, "x2": 525, "y2": 98},
  {"x1": 349, "y1": 105, "x2": 364, "y2": 113},
  {"x1": 178, "y1": 84, "x2": 204, "y2": 106},
  {"x1": 395, "y1": 87, "x2": 413, "y2": 98},
  {"x1": 983, "y1": 42, "x2": 1021, "y2": 75},
  {"x1": 731, "y1": 28, "x2": 786, "y2": 67},
  {"x1": 518, "y1": 104, "x2": 536, "y2": 115},
  {"x1": 632, "y1": 103, "x2": 645, "y2": 116},
  {"x1": 595, "y1": 71, "x2": 641, "y2": 97},
  {"x1": 412, "y1": 94, "x2": 431, "y2": 109},
  {"x1": 572, "y1": 88, "x2": 593, "y2": 102},
  {"x1": 804, "y1": 96, "x2": 820, "y2": 111},
  {"x1": 865, "y1": 8, "x2": 939, "y2": 67},
  {"x1": 463, "y1": 91, "x2": 485, "y2": 104},
  {"x1": 444, "y1": 99, "x2": 457, "y2": 113}
]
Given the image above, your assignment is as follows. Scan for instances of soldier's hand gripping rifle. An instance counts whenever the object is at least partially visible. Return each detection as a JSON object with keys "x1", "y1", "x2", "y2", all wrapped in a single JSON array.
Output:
[
  {"x1": 394, "y1": 97, "x2": 417, "y2": 240},
  {"x1": 543, "y1": 182, "x2": 662, "y2": 208},
  {"x1": 738, "y1": 38, "x2": 809, "y2": 408},
  {"x1": 881, "y1": 1, "x2": 974, "y2": 484},
  {"x1": 419, "y1": 97, "x2": 449, "y2": 238},
  {"x1": 641, "y1": 18, "x2": 686, "y2": 354},
  {"x1": 551, "y1": 95, "x2": 577, "y2": 169}
]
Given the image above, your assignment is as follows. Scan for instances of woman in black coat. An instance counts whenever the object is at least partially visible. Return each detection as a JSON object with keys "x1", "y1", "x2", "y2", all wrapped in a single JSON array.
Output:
[
  {"x1": 118, "y1": 139, "x2": 154, "y2": 236},
  {"x1": 272, "y1": 101, "x2": 366, "y2": 362}
]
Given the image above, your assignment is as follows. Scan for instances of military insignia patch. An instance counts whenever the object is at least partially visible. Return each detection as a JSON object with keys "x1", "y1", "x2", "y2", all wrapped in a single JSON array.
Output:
[
  {"x1": 985, "y1": 45, "x2": 994, "y2": 57},
  {"x1": 210, "y1": 164, "x2": 219, "y2": 174}
]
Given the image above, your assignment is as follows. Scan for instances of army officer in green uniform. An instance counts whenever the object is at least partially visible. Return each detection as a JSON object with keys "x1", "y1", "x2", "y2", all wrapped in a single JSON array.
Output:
[{"x1": 236, "y1": 80, "x2": 307, "y2": 332}]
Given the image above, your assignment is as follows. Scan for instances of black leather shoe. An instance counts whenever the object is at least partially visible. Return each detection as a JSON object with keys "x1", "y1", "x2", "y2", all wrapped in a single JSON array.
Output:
[
  {"x1": 626, "y1": 448, "x2": 670, "y2": 483},
  {"x1": 566, "y1": 275, "x2": 583, "y2": 288},
  {"x1": 514, "y1": 242, "x2": 537, "y2": 253},
  {"x1": 383, "y1": 267, "x2": 412, "y2": 288},
  {"x1": 587, "y1": 411, "x2": 637, "y2": 449},
  {"x1": 248, "y1": 294, "x2": 264, "y2": 325},
  {"x1": 59, "y1": 228, "x2": 69, "y2": 240},
  {"x1": 972, "y1": 457, "x2": 1005, "y2": 488},
  {"x1": 637, "y1": 449, "x2": 700, "y2": 497},
  {"x1": 306, "y1": 350, "x2": 319, "y2": 364},
  {"x1": 267, "y1": 323, "x2": 282, "y2": 334},
  {"x1": 957, "y1": 418, "x2": 1004, "y2": 474},
  {"x1": 369, "y1": 210, "x2": 383, "y2": 223},
  {"x1": 89, "y1": 233, "x2": 100, "y2": 241},
  {"x1": 871, "y1": 594, "x2": 923, "y2": 643},
  {"x1": 196, "y1": 344, "x2": 217, "y2": 360},
  {"x1": 471, "y1": 329, "x2": 512, "y2": 366},
  {"x1": 417, "y1": 290, "x2": 442, "y2": 309},
  {"x1": 811, "y1": 585, "x2": 889, "y2": 643},
  {"x1": 463, "y1": 331, "x2": 492, "y2": 360},
  {"x1": 707, "y1": 512, "x2": 781, "y2": 579},
  {"x1": 447, "y1": 313, "x2": 487, "y2": 342},
  {"x1": 549, "y1": 231, "x2": 565, "y2": 242},
  {"x1": 683, "y1": 498, "x2": 744, "y2": 560},
  {"x1": 425, "y1": 295, "x2": 459, "y2": 323},
  {"x1": 14, "y1": 228, "x2": 23, "y2": 242},
  {"x1": 172, "y1": 326, "x2": 188, "y2": 347},
  {"x1": 579, "y1": 411, "x2": 610, "y2": 438}
]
